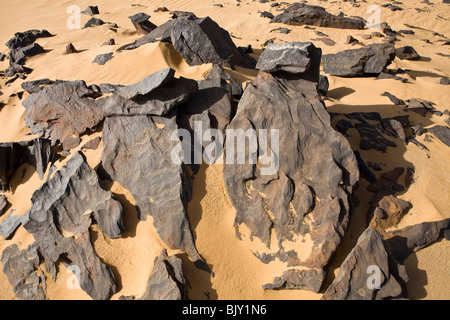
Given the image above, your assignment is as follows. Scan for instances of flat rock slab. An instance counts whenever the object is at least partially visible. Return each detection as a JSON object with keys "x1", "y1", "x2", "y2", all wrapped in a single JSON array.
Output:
[
  {"x1": 92, "y1": 52, "x2": 114, "y2": 65},
  {"x1": 24, "y1": 152, "x2": 124, "y2": 300},
  {"x1": 100, "y1": 115, "x2": 201, "y2": 263},
  {"x1": 427, "y1": 125, "x2": 450, "y2": 147},
  {"x1": 223, "y1": 43, "x2": 359, "y2": 293},
  {"x1": 256, "y1": 42, "x2": 315, "y2": 74},
  {"x1": 271, "y1": 3, "x2": 365, "y2": 29},
  {"x1": 322, "y1": 43, "x2": 396, "y2": 76}
]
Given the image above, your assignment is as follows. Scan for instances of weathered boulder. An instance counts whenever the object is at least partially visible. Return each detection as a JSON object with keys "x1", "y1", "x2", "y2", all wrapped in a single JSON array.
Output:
[
  {"x1": 223, "y1": 42, "x2": 359, "y2": 293},
  {"x1": 395, "y1": 46, "x2": 420, "y2": 60},
  {"x1": 23, "y1": 152, "x2": 123, "y2": 300},
  {"x1": 171, "y1": 16, "x2": 256, "y2": 69},
  {"x1": 100, "y1": 116, "x2": 201, "y2": 263},
  {"x1": 1, "y1": 243, "x2": 47, "y2": 300},
  {"x1": 322, "y1": 43, "x2": 396, "y2": 76},
  {"x1": 270, "y1": 3, "x2": 365, "y2": 29},
  {"x1": 324, "y1": 219, "x2": 450, "y2": 300}
]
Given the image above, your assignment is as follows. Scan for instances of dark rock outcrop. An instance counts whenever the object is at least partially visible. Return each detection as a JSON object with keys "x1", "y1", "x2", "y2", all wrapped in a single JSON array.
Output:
[
  {"x1": 100, "y1": 116, "x2": 201, "y2": 263},
  {"x1": 223, "y1": 42, "x2": 359, "y2": 293},
  {"x1": 23, "y1": 152, "x2": 123, "y2": 300},
  {"x1": 140, "y1": 250, "x2": 187, "y2": 300},
  {"x1": 1, "y1": 243, "x2": 47, "y2": 300},
  {"x1": 322, "y1": 228, "x2": 409, "y2": 300},
  {"x1": 270, "y1": 3, "x2": 365, "y2": 29},
  {"x1": 322, "y1": 43, "x2": 396, "y2": 76},
  {"x1": 22, "y1": 69, "x2": 198, "y2": 152},
  {"x1": 171, "y1": 15, "x2": 256, "y2": 69},
  {"x1": 23, "y1": 80, "x2": 106, "y2": 151},
  {"x1": 5, "y1": 29, "x2": 52, "y2": 50}
]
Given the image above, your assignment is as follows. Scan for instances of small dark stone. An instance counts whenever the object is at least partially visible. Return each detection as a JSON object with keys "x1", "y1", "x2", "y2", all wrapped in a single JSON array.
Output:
[
  {"x1": 92, "y1": 52, "x2": 114, "y2": 65},
  {"x1": 65, "y1": 43, "x2": 77, "y2": 54}
]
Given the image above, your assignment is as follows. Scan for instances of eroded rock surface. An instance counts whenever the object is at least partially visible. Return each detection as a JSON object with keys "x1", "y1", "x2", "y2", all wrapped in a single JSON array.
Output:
[
  {"x1": 223, "y1": 42, "x2": 359, "y2": 292},
  {"x1": 23, "y1": 152, "x2": 123, "y2": 300}
]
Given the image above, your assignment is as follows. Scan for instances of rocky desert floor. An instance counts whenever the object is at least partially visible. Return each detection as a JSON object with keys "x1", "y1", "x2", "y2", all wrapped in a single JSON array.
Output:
[{"x1": 0, "y1": 0, "x2": 449, "y2": 300}]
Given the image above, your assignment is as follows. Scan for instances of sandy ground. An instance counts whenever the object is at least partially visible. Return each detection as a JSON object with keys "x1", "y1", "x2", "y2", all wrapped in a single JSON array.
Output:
[{"x1": 0, "y1": 0, "x2": 449, "y2": 300}]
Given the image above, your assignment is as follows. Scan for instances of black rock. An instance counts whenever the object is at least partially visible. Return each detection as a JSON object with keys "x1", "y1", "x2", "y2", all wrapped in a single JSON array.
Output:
[
  {"x1": 440, "y1": 77, "x2": 450, "y2": 85},
  {"x1": 92, "y1": 52, "x2": 113, "y2": 65},
  {"x1": 23, "y1": 152, "x2": 123, "y2": 300},
  {"x1": 84, "y1": 18, "x2": 104, "y2": 28},
  {"x1": 82, "y1": 6, "x2": 99, "y2": 15},
  {"x1": 100, "y1": 115, "x2": 202, "y2": 263},
  {"x1": 171, "y1": 16, "x2": 256, "y2": 69},
  {"x1": 261, "y1": 11, "x2": 275, "y2": 19},
  {"x1": 223, "y1": 42, "x2": 359, "y2": 293},
  {"x1": 128, "y1": 12, "x2": 157, "y2": 34},
  {"x1": 322, "y1": 228, "x2": 408, "y2": 300},
  {"x1": 396, "y1": 46, "x2": 420, "y2": 60},
  {"x1": 427, "y1": 125, "x2": 450, "y2": 147},
  {"x1": 318, "y1": 74, "x2": 329, "y2": 95},
  {"x1": 270, "y1": 3, "x2": 365, "y2": 29},
  {"x1": 323, "y1": 43, "x2": 396, "y2": 76},
  {"x1": 5, "y1": 29, "x2": 52, "y2": 50},
  {"x1": 140, "y1": 250, "x2": 187, "y2": 300},
  {"x1": 21, "y1": 78, "x2": 53, "y2": 93},
  {"x1": 256, "y1": 42, "x2": 316, "y2": 74},
  {"x1": 65, "y1": 42, "x2": 77, "y2": 54},
  {"x1": 356, "y1": 122, "x2": 397, "y2": 152},
  {"x1": 1, "y1": 243, "x2": 47, "y2": 300}
]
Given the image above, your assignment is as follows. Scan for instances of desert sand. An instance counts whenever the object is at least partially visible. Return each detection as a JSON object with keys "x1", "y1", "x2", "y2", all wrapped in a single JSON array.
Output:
[{"x1": 0, "y1": 0, "x2": 449, "y2": 300}]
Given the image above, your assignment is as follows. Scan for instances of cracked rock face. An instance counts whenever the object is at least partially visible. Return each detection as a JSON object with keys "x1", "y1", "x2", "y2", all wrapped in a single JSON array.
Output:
[
  {"x1": 23, "y1": 80, "x2": 105, "y2": 151},
  {"x1": 100, "y1": 115, "x2": 201, "y2": 263},
  {"x1": 223, "y1": 42, "x2": 359, "y2": 293},
  {"x1": 23, "y1": 152, "x2": 124, "y2": 300}
]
